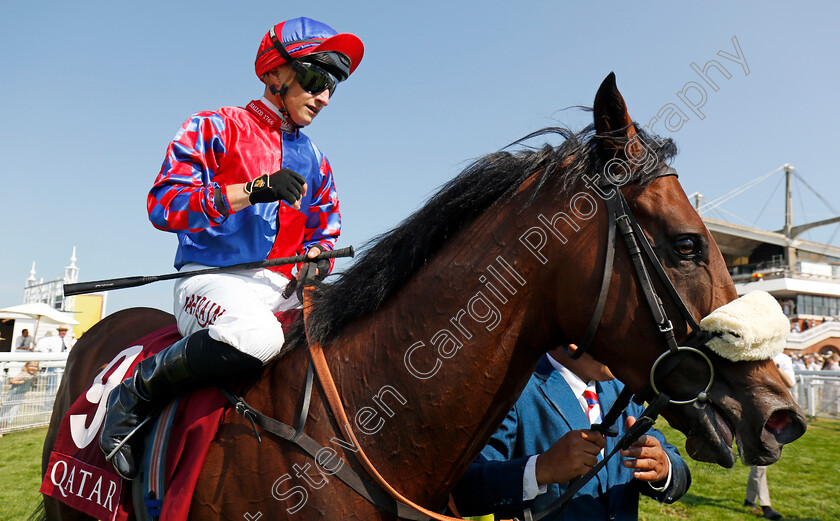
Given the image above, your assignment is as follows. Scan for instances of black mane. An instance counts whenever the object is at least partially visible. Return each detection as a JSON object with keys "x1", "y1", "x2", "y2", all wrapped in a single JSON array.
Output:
[{"x1": 284, "y1": 122, "x2": 677, "y2": 348}]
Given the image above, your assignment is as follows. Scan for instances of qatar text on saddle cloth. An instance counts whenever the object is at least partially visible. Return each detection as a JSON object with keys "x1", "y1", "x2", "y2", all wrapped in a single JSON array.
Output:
[
  {"x1": 39, "y1": 325, "x2": 224, "y2": 521},
  {"x1": 39, "y1": 310, "x2": 299, "y2": 521}
]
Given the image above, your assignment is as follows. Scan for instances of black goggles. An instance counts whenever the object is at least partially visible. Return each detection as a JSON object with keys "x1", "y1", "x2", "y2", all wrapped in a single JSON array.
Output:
[{"x1": 291, "y1": 60, "x2": 338, "y2": 96}]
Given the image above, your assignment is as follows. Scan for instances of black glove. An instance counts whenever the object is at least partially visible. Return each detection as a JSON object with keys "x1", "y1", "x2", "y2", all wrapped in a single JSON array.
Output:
[
  {"x1": 312, "y1": 257, "x2": 330, "y2": 281},
  {"x1": 246, "y1": 168, "x2": 305, "y2": 205},
  {"x1": 281, "y1": 255, "x2": 331, "y2": 299}
]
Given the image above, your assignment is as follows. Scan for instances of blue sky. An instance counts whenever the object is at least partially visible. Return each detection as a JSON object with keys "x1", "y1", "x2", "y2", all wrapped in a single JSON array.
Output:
[{"x1": 1, "y1": 1, "x2": 838, "y2": 316}]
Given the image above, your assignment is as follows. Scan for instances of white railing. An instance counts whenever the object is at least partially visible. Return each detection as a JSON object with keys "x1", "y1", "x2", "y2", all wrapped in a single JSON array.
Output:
[
  {"x1": 0, "y1": 352, "x2": 68, "y2": 435},
  {"x1": 794, "y1": 370, "x2": 840, "y2": 419},
  {"x1": 786, "y1": 322, "x2": 840, "y2": 350}
]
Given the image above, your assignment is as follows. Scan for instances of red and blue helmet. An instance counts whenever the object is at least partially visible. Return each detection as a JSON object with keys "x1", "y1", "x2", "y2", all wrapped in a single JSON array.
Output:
[{"x1": 255, "y1": 17, "x2": 364, "y2": 80}]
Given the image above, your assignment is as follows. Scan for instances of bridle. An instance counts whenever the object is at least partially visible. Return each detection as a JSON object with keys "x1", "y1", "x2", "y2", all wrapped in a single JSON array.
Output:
[
  {"x1": 221, "y1": 164, "x2": 720, "y2": 521},
  {"x1": 528, "y1": 164, "x2": 718, "y2": 521},
  {"x1": 575, "y1": 164, "x2": 715, "y2": 406}
]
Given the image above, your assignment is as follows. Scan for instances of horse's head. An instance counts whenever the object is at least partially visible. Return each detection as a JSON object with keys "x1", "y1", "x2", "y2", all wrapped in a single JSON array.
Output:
[
  {"x1": 573, "y1": 73, "x2": 806, "y2": 468},
  {"x1": 294, "y1": 72, "x2": 805, "y2": 474}
]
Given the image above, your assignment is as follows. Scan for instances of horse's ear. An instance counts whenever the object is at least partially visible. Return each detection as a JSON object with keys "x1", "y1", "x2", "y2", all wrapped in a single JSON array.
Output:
[{"x1": 593, "y1": 72, "x2": 640, "y2": 156}]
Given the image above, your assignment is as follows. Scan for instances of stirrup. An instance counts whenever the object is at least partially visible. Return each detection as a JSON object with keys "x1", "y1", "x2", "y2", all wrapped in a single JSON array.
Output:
[{"x1": 103, "y1": 411, "x2": 160, "y2": 463}]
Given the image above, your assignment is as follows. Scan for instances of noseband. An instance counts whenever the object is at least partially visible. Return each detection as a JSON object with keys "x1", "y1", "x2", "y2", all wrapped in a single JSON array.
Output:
[{"x1": 574, "y1": 165, "x2": 714, "y2": 405}]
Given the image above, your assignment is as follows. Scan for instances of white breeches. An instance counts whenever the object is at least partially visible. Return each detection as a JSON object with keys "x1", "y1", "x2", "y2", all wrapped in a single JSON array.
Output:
[{"x1": 173, "y1": 265, "x2": 300, "y2": 363}]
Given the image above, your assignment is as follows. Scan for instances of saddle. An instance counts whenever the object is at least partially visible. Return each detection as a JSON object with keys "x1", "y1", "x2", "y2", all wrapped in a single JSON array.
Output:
[{"x1": 40, "y1": 310, "x2": 300, "y2": 521}]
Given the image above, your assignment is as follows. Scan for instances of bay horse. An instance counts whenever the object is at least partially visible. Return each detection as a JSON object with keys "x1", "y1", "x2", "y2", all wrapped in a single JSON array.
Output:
[{"x1": 40, "y1": 73, "x2": 806, "y2": 520}]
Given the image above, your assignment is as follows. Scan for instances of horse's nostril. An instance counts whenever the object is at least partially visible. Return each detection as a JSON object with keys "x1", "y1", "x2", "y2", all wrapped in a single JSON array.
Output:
[
  {"x1": 766, "y1": 410, "x2": 791, "y2": 430},
  {"x1": 765, "y1": 409, "x2": 806, "y2": 445}
]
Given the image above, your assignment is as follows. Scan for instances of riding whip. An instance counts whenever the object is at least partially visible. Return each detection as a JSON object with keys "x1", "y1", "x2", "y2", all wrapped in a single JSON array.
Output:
[{"x1": 63, "y1": 246, "x2": 355, "y2": 297}]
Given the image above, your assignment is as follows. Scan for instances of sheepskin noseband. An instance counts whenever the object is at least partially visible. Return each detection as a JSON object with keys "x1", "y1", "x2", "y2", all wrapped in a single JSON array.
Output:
[{"x1": 700, "y1": 291, "x2": 789, "y2": 362}]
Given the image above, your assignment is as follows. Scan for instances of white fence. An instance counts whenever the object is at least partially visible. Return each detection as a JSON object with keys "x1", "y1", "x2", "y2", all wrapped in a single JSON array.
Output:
[
  {"x1": 1, "y1": 355, "x2": 838, "y2": 436},
  {"x1": 795, "y1": 370, "x2": 840, "y2": 419},
  {"x1": 0, "y1": 352, "x2": 68, "y2": 435},
  {"x1": 786, "y1": 321, "x2": 840, "y2": 350}
]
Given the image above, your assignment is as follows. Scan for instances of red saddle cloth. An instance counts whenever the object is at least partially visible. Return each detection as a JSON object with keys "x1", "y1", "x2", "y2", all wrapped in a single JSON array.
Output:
[{"x1": 40, "y1": 312, "x2": 299, "y2": 521}]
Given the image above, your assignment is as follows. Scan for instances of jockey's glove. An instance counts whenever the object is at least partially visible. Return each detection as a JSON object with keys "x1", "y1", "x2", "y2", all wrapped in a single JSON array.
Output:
[
  {"x1": 281, "y1": 255, "x2": 331, "y2": 299},
  {"x1": 246, "y1": 168, "x2": 306, "y2": 206},
  {"x1": 313, "y1": 257, "x2": 330, "y2": 281}
]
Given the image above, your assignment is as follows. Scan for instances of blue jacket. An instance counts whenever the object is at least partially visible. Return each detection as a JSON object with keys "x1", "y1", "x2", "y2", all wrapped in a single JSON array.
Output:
[{"x1": 452, "y1": 355, "x2": 690, "y2": 520}]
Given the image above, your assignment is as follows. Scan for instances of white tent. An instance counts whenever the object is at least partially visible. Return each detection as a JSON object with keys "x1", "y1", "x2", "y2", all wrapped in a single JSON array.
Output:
[{"x1": 0, "y1": 303, "x2": 79, "y2": 340}]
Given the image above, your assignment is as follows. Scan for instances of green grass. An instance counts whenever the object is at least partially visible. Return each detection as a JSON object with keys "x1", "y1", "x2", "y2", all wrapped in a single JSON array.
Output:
[
  {"x1": 640, "y1": 418, "x2": 840, "y2": 521},
  {"x1": 0, "y1": 427, "x2": 47, "y2": 521},
  {"x1": 3, "y1": 421, "x2": 839, "y2": 520}
]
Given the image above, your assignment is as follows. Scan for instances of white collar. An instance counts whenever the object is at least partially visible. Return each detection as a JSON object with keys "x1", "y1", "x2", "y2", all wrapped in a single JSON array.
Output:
[
  {"x1": 260, "y1": 96, "x2": 282, "y2": 116},
  {"x1": 259, "y1": 96, "x2": 298, "y2": 134},
  {"x1": 546, "y1": 353, "x2": 593, "y2": 401}
]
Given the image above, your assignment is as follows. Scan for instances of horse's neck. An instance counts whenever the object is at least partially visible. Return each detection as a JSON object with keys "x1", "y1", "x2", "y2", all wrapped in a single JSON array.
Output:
[{"x1": 324, "y1": 197, "x2": 561, "y2": 505}]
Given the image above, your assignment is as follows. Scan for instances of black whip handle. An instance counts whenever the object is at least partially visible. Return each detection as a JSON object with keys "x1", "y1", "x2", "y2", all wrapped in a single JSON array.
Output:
[{"x1": 63, "y1": 246, "x2": 355, "y2": 296}]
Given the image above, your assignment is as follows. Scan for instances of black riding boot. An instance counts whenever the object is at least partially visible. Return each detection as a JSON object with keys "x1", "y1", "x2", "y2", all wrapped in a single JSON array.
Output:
[{"x1": 98, "y1": 329, "x2": 262, "y2": 480}]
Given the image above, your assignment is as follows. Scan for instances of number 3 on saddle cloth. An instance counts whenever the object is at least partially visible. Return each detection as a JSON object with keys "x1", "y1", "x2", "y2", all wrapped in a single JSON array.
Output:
[{"x1": 40, "y1": 309, "x2": 301, "y2": 521}]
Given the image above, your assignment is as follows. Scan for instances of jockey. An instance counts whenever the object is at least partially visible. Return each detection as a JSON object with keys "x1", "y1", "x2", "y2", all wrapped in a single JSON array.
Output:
[{"x1": 99, "y1": 17, "x2": 364, "y2": 480}]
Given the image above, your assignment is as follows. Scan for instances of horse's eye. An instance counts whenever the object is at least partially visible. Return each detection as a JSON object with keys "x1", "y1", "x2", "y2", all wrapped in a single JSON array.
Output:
[{"x1": 674, "y1": 236, "x2": 700, "y2": 257}]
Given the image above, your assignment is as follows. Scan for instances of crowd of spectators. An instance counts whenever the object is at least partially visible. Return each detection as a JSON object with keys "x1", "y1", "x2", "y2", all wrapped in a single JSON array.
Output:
[{"x1": 791, "y1": 351, "x2": 840, "y2": 371}]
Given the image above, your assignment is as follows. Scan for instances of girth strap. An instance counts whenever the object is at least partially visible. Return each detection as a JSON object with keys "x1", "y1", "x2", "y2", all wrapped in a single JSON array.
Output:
[
  {"x1": 220, "y1": 291, "x2": 495, "y2": 520},
  {"x1": 292, "y1": 360, "x2": 314, "y2": 442},
  {"x1": 218, "y1": 379, "x2": 434, "y2": 521}
]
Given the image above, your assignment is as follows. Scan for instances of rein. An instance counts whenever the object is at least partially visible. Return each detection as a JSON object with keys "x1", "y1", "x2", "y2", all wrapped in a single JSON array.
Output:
[
  {"x1": 302, "y1": 286, "x2": 493, "y2": 521},
  {"x1": 218, "y1": 364, "x2": 441, "y2": 521},
  {"x1": 220, "y1": 286, "x2": 496, "y2": 521}
]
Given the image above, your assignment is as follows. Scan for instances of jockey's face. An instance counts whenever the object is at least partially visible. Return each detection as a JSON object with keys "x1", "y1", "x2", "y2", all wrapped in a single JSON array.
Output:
[
  {"x1": 266, "y1": 64, "x2": 331, "y2": 127},
  {"x1": 284, "y1": 76, "x2": 331, "y2": 127}
]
